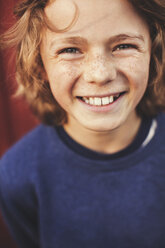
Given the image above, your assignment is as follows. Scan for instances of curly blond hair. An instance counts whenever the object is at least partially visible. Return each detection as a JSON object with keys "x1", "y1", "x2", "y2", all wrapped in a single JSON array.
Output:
[{"x1": 1, "y1": 0, "x2": 165, "y2": 126}]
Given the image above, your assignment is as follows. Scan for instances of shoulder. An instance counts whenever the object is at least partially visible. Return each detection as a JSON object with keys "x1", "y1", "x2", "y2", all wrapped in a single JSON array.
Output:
[
  {"x1": 157, "y1": 112, "x2": 165, "y2": 125},
  {"x1": 3, "y1": 123, "x2": 61, "y2": 154},
  {"x1": 148, "y1": 113, "x2": 165, "y2": 159},
  {"x1": 0, "y1": 124, "x2": 63, "y2": 184},
  {"x1": 156, "y1": 113, "x2": 165, "y2": 137},
  {"x1": 1, "y1": 124, "x2": 54, "y2": 161}
]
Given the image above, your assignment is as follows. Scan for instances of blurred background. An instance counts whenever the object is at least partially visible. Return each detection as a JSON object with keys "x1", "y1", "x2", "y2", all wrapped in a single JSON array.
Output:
[{"x1": 0, "y1": 0, "x2": 39, "y2": 247}]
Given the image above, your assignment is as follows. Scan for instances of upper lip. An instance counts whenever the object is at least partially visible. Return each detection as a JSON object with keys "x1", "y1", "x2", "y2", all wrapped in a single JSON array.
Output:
[{"x1": 77, "y1": 90, "x2": 127, "y2": 98}]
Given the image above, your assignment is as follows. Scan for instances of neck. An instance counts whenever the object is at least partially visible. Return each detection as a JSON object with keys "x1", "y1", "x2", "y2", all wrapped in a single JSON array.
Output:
[{"x1": 64, "y1": 112, "x2": 142, "y2": 154}]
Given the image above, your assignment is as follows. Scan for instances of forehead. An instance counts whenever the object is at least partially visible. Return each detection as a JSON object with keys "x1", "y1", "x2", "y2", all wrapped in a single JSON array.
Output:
[{"x1": 44, "y1": 0, "x2": 149, "y2": 40}]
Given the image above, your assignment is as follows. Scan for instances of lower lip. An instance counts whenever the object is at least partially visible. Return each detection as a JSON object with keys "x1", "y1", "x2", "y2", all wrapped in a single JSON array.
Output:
[{"x1": 78, "y1": 93, "x2": 126, "y2": 113}]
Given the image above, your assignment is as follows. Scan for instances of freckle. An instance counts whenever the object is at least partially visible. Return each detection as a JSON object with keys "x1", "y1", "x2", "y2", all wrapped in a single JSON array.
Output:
[{"x1": 62, "y1": 63, "x2": 77, "y2": 78}]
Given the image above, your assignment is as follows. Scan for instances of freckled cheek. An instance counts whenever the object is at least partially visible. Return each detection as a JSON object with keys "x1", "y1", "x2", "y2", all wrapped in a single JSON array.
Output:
[
  {"x1": 119, "y1": 57, "x2": 150, "y2": 89},
  {"x1": 47, "y1": 63, "x2": 81, "y2": 97},
  {"x1": 132, "y1": 64, "x2": 149, "y2": 92}
]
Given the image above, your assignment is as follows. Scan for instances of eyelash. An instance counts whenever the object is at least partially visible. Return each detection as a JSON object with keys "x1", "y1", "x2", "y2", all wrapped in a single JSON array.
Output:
[
  {"x1": 113, "y1": 43, "x2": 138, "y2": 51},
  {"x1": 57, "y1": 43, "x2": 138, "y2": 57},
  {"x1": 58, "y1": 47, "x2": 81, "y2": 54}
]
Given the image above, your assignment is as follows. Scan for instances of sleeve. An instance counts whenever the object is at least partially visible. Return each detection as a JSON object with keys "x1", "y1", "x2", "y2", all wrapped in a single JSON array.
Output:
[{"x1": 0, "y1": 152, "x2": 40, "y2": 248}]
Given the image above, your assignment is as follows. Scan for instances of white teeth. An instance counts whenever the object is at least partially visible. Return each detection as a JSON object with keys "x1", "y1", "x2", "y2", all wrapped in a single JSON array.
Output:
[
  {"x1": 109, "y1": 96, "x2": 114, "y2": 103},
  {"x1": 84, "y1": 97, "x2": 89, "y2": 104},
  {"x1": 94, "y1": 97, "x2": 102, "y2": 106},
  {"x1": 102, "y1": 97, "x2": 110, "y2": 105},
  {"x1": 89, "y1": 97, "x2": 94, "y2": 105},
  {"x1": 82, "y1": 94, "x2": 121, "y2": 106}
]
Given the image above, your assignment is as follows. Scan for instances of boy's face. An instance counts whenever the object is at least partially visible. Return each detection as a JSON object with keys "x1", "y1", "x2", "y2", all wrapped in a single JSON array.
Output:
[{"x1": 41, "y1": 0, "x2": 151, "y2": 133}]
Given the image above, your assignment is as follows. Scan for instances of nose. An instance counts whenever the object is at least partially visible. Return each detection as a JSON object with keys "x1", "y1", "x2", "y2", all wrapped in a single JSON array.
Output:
[{"x1": 83, "y1": 53, "x2": 116, "y2": 85}]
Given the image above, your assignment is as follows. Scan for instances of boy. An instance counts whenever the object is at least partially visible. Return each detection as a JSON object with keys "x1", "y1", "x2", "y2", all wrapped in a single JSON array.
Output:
[{"x1": 0, "y1": 0, "x2": 165, "y2": 247}]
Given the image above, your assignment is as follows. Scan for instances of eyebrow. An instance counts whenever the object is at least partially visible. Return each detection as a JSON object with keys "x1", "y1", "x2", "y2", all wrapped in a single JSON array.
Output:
[
  {"x1": 49, "y1": 33, "x2": 145, "y2": 49},
  {"x1": 50, "y1": 37, "x2": 88, "y2": 49},
  {"x1": 107, "y1": 33, "x2": 145, "y2": 44}
]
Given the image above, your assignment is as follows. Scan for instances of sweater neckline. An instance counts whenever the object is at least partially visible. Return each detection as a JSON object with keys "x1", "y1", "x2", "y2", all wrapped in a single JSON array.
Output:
[{"x1": 56, "y1": 118, "x2": 152, "y2": 161}]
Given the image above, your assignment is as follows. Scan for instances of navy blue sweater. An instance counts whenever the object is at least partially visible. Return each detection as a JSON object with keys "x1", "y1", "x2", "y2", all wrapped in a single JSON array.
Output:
[{"x1": 0, "y1": 114, "x2": 165, "y2": 248}]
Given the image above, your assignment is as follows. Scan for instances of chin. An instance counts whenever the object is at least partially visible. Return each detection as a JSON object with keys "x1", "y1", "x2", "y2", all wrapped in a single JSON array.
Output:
[{"x1": 81, "y1": 120, "x2": 121, "y2": 133}]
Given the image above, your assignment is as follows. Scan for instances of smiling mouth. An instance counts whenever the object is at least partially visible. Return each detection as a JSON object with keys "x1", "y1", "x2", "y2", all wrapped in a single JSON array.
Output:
[{"x1": 77, "y1": 92, "x2": 126, "y2": 106}]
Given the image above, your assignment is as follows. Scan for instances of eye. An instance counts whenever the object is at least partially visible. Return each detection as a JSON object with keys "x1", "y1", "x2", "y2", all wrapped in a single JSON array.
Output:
[
  {"x1": 58, "y1": 47, "x2": 80, "y2": 54},
  {"x1": 113, "y1": 44, "x2": 137, "y2": 52}
]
